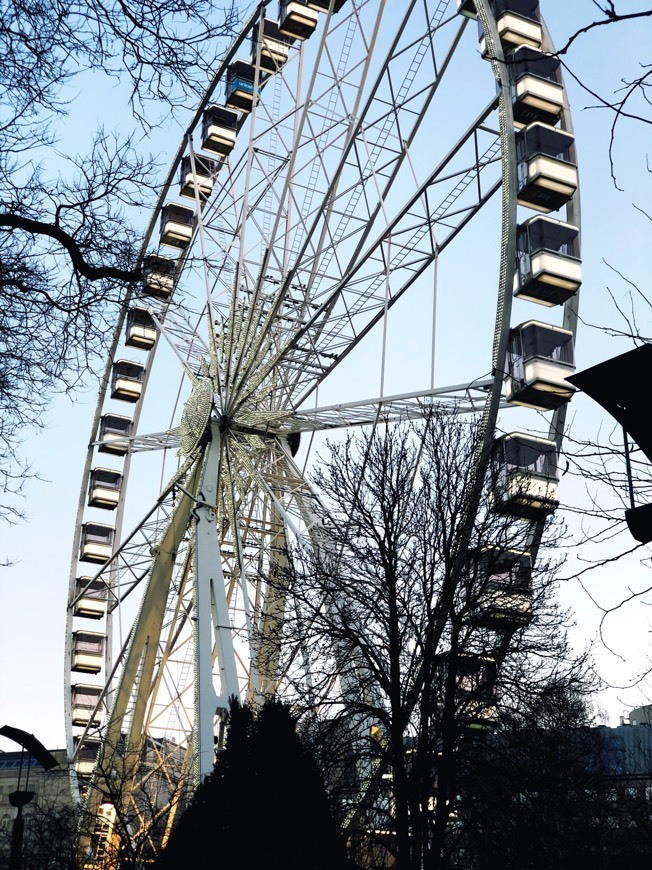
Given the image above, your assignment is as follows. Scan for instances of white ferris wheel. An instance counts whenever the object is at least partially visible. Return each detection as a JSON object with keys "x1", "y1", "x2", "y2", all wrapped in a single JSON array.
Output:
[{"x1": 63, "y1": 0, "x2": 581, "y2": 850}]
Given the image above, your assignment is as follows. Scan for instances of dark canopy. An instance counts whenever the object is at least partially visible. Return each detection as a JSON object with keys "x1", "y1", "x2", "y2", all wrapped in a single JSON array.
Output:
[
  {"x1": 567, "y1": 344, "x2": 652, "y2": 463},
  {"x1": 0, "y1": 725, "x2": 59, "y2": 770}
]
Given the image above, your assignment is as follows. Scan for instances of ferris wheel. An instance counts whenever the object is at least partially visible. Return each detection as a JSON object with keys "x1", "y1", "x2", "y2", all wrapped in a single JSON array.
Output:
[{"x1": 64, "y1": 0, "x2": 581, "y2": 851}]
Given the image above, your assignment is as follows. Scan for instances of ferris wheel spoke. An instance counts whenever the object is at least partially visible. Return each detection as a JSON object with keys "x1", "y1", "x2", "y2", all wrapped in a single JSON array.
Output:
[
  {"x1": 227, "y1": 8, "x2": 472, "y2": 407},
  {"x1": 231, "y1": 98, "x2": 501, "y2": 415}
]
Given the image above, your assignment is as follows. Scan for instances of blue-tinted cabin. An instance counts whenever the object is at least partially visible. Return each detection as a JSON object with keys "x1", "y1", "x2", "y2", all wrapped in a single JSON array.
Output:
[{"x1": 225, "y1": 60, "x2": 260, "y2": 112}]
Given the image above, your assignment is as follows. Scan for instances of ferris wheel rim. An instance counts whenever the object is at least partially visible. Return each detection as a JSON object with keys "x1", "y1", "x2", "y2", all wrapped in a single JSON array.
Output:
[{"x1": 64, "y1": 0, "x2": 581, "y2": 850}]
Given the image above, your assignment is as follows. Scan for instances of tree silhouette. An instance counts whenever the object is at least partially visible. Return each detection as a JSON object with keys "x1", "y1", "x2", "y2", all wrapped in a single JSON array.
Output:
[{"x1": 155, "y1": 698, "x2": 352, "y2": 870}]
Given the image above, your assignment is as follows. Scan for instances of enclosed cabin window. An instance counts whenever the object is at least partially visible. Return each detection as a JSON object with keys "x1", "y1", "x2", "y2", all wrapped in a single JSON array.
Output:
[
  {"x1": 306, "y1": 0, "x2": 347, "y2": 11},
  {"x1": 111, "y1": 359, "x2": 145, "y2": 403},
  {"x1": 88, "y1": 468, "x2": 123, "y2": 511},
  {"x1": 478, "y1": 0, "x2": 541, "y2": 57},
  {"x1": 489, "y1": 0, "x2": 541, "y2": 49},
  {"x1": 80, "y1": 522, "x2": 115, "y2": 564},
  {"x1": 510, "y1": 46, "x2": 563, "y2": 126},
  {"x1": 142, "y1": 254, "x2": 177, "y2": 300},
  {"x1": 73, "y1": 738, "x2": 101, "y2": 776},
  {"x1": 125, "y1": 307, "x2": 157, "y2": 351},
  {"x1": 159, "y1": 203, "x2": 195, "y2": 250},
  {"x1": 179, "y1": 154, "x2": 219, "y2": 202},
  {"x1": 73, "y1": 577, "x2": 108, "y2": 619},
  {"x1": 225, "y1": 60, "x2": 261, "y2": 113},
  {"x1": 201, "y1": 105, "x2": 239, "y2": 156},
  {"x1": 491, "y1": 433, "x2": 559, "y2": 518},
  {"x1": 98, "y1": 414, "x2": 132, "y2": 456},
  {"x1": 515, "y1": 215, "x2": 581, "y2": 305},
  {"x1": 72, "y1": 631, "x2": 105, "y2": 674},
  {"x1": 71, "y1": 684, "x2": 102, "y2": 727},
  {"x1": 456, "y1": 654, "x2": 498, "y2": 730},
  {"x1": 252, "y1": 18, "x2": 292, "y2": 73},
  {"x1": 507, "y1": 321, "x2": 575, "y2": 410},
  {"x1": 516, "y1": 123, "x2": 577, "y2": 213},
  {"x1": 279, "y1": 1, "x2": 319, "y2": 40},
  {"x1": 470, "y1": 548, "x2": 533, "y2": 630},
  {"x1": 457, "y1": 0, "x2": 477, "y2": 17},
  {"x1": 436, "y1": 653, "x2": 498, "y2": 730}
]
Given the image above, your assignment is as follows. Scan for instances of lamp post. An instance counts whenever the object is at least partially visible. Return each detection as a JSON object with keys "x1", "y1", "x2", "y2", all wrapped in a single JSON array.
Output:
[{"x1": 0, "y1": 725, "x2": 59, "y2": 870}]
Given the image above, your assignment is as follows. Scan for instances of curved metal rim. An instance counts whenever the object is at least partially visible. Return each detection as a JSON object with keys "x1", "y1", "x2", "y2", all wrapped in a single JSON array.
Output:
[{"x1": 64, "y1": 0, "x2": 581, "y2": 816}]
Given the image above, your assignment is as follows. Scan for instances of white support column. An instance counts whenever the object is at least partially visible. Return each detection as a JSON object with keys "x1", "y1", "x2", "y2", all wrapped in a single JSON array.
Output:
[{"x1": 194, "y1": 425, "x2": 240, "y2": 781}]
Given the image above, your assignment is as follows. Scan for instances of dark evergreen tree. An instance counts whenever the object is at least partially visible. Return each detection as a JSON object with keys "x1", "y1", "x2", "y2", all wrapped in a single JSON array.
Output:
[{"x1": 156, "y1": 698, "x2": 353, "y2": 870}]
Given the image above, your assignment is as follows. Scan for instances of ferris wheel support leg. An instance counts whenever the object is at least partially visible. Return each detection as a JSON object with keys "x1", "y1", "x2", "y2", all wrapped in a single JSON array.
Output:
[{"x1": 193, "y1": 425, "x2": 239, "y2": 782}]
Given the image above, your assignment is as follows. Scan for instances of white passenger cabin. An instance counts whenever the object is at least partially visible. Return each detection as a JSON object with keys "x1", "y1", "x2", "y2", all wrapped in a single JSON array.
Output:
[
  {"x1": 491, "y1": 433, "x2": 559, "y2": 518},
  {"x1": 80, "y1": 522, "x2": 114, "y2": 564},
  {"x1": 506, "y1": 321, "x2": 575, "y2": 410},
  {"x1": 74, "y1": 738, "x2": 100, "y2": 776},
  {"x1": 73, "y1": 577, "x2": 108, "y2": 619},
  {"x1": 142, "y1": 254, "x2": 176, "y2": 299},
  {"x1": 514, "y1": 215, "x2": 581, "y2": 306},
  {"x1": 479, "y1": 0, "x2": 542, "y2": 56},
  {"x1": 510, "y1": 45, "x2": 563, "y2": 127},
  {"x1": 516, "y1": 123, "x2": 578, "y2": 213},
  {"x1": 71, "y1": 684, "x2": 102, "y2": 727},
  {"x1": 159, "y1": 203, "x2": 195, "y2": 249},
  {"x1": 179, "y1": 155, "x2": 218, "y2": 201},
  {"x1": 111, "y1": 359, "x2": 145, "y2": 403},
  {"x1": 71, "y1": 631, "x2": 105, "y2": 674},
  {"x1": 98, "y1": 414, "x2": 133, "y2": 456},
  {"x1": 471, "y1": 547, "x2": 533, "y2": 630},
  {"x1": 492, "y1": 0, "x2": 541, "y2": 48},
  {"x1": 252, "y1": 18, "x2": 292, "y2": 72},
  {"x1": 201, "y1": 105, "x2": 239, "y2": 156},
  {"x1": 279, "y1": 1, "x2": 319, "y2": 40},
  {"x1": 88, "y1": 468, "x2": 123, "y2": 510},
  {"x1": 125, "y1": 307, "x2": 157, "y2": 350}
]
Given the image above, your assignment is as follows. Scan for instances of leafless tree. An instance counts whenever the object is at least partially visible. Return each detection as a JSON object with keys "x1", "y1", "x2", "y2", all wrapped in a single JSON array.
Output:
[
  {"x1": 279, "y1": 409, "x2": 591, "y2": 870},
  {"x1": 0, "y1": 0, "x2": 240, "y2": 525}
]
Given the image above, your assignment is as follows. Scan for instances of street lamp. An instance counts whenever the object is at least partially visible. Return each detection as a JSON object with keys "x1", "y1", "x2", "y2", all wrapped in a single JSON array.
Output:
[{"x1": 0, "y1": 725, "x2": 59, "y2": 870}]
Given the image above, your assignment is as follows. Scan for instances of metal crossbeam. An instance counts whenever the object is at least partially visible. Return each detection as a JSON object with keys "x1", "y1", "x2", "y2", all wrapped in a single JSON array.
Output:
[{"x1": 279, "y1": 380, "x2": 508, "y2": 432}]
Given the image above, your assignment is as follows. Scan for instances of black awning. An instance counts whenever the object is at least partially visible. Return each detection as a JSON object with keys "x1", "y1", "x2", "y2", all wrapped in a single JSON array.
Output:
[
  {"x1": 0, "y1": 725, "x2": 59, "y2": 770},
  {"x1": 567, "y1": 344, "x2": 652, "y2": 462}
]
